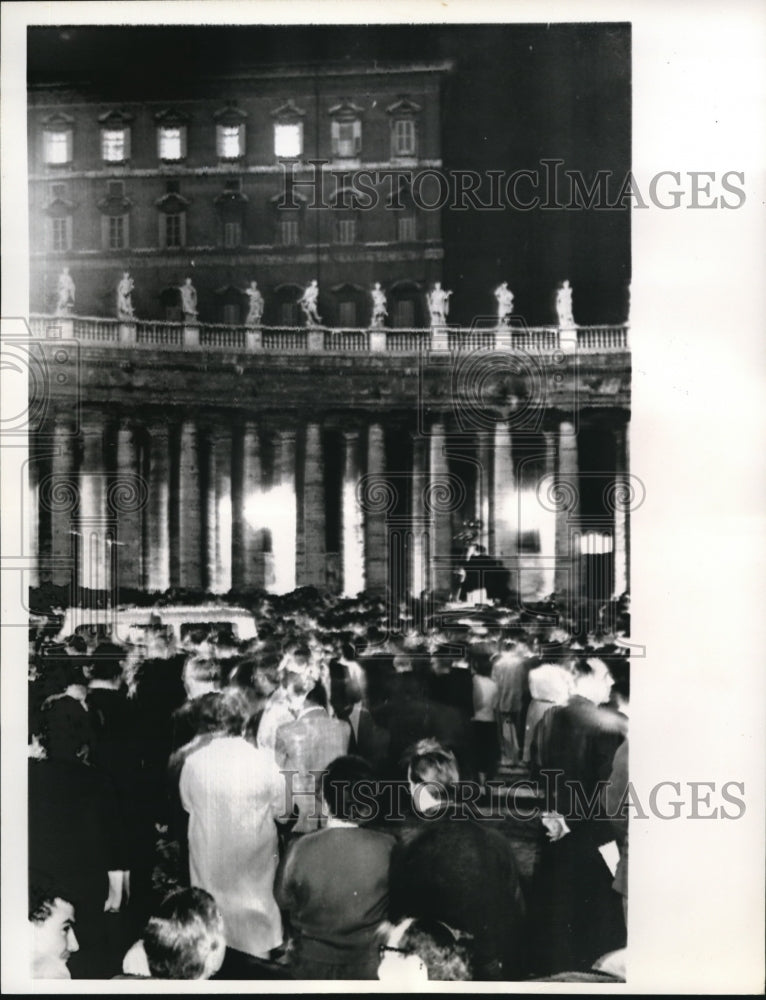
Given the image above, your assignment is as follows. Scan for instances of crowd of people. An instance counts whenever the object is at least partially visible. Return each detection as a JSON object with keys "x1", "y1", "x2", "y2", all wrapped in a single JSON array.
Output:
[{"x1": 28, "y1": 588, "x2": 630, "y2": 982}]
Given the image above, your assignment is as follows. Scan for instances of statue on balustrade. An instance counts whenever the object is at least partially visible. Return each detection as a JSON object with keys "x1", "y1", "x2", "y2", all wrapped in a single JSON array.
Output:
[
  {"x1": 299, "y1": 279, "x2": 322, "y2": 326},
  {"x1": 495, "y1": 281, "x2": 514, "y2": 326},
  {"x1": 244, "y1": 280, "x2": 264, "y2": 326},
  {"x1": 55, "y1": 267, "x2": 75, "y2": 315},
  {"x1": 116, "y1": 272, "x2": 135, "y2": 319},
  {"x1": 555, "y1": 279, "x2": 576, "y2": 328},
  {"x1": 180, "y1": 277, "x2": 198, "y2": 320},
  {"x1": 370, "y1": 282, "x2": 387, "y2": 328},
  {"x1": 427, "y1": 281, "x2": 452, "y2": 326}
]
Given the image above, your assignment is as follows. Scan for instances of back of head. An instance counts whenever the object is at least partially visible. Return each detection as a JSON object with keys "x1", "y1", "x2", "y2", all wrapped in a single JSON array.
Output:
[
  {"x1": 406, "y1": 738, "x2": 460, "y2": 788},
  {"x1": 89, "y1": 641, "x2": 125, "y2": 682},
  {"x1": 321, "y1": 755, "x2": 376, "y2": 823},
  {"x1": 379, "y1": 917, "x2": 473, "y2": 982},
  {"x1": 143, "y1": 887, "x2": 225, "y2": 980}
]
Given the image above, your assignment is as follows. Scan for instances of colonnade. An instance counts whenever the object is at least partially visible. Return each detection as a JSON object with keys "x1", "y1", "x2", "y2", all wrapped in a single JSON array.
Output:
[{"x1": 30, "y1": 407, "x2": 633, "y2": 604}]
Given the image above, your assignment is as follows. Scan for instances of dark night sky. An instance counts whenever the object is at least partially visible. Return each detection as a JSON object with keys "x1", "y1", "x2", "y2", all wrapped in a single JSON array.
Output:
[{"x1": 28, "y1": 24, "x2": 631, "y2": 325}]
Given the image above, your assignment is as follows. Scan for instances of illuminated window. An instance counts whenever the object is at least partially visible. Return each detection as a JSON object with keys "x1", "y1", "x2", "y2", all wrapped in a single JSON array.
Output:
[
  {"x1": 274, "y1": 123, "x2": 303, "y2": 158},
  {"x1": 44, "y1": 130, "x2": 72, "y2": 165},
  {"x1": 158, "y1": 125, "x2": 186, "y2": 161},
  {"x1": 217, "y1": 123, "x2": 245, "y2": 159},
  {"x1": 102, "y1": 128, "x2": 130, "y2": 162}
]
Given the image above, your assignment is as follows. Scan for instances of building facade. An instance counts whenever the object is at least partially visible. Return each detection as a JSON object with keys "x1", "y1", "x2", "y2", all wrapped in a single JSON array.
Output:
[
  {"x1": 26, "y1": 58, "x2": 632, "y2": 616},
  {"x1": 28, "y1": 62, "x2": 449, "y2": 327}
]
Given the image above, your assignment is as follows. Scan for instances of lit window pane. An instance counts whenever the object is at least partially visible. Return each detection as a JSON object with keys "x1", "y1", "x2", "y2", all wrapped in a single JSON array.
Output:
[
  {"x1": 102, "y1": 129, "x2": 126, "y2": 161},
  {"x1": 159, "y1": 127, "x2": 183, "y2": 160},
  {"x1": 219, "y1": 125, "x2": 242, "y2": 159},
  {"x1": 108, "y1": 216, "x2": 126, "y2": 250},
  {"x1": 45, "y1": 131, "x2": 70, "y2": 164},
  {"x1": 274, "y1": 123, "x2": 302, "y2": 158}
]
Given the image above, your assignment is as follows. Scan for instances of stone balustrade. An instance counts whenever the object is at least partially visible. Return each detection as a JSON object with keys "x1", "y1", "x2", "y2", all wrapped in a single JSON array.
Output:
[{"x1": 28, "y1": 314, "x2": 629, "y2": 353}]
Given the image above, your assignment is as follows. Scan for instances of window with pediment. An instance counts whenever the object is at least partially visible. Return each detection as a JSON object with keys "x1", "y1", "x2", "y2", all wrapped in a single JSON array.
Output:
[
  {"x1": 214, "y1": 104, "x2": 247, "y2": 161},
  {"x1": 329, "y1": 99, "x2": 364, "y2": 159},
  {"x1": 386, "y1": 97, "x2": 422, "y2": 160},
  {"x1": 41, "y1": 112, "x2": 75, "y2": 166},
  {"x1": 271, "y1": 99, "x2": 306, "y2": 159},
  {"x1": 98, "y1": 110, "x2": 133, "y2": 163},
  {"x1": 155, "y1": 187, "x2": 191, "y2": 249},
  {"x1": 155, "y1": 110, "x2": 189, "y2": 162}
]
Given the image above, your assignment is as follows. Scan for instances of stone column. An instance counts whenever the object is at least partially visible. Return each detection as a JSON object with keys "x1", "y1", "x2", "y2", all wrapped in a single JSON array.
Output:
[
  {"x1": 612, "y1": 421, "x2": 630, "y2": 598},
  {"x1": 364, "y1": 423, "x2": 388, "y2": 596},
  {"x1": 28, "y1": 445, "x2": 40, "y2": 589},
  {"x1": 554, "y1": 418, "x2": 581, "y2": 599},
  {"x1": 410, "y1": 434, "x2": 429, "y2": 599},
  {"x1": 206, "y1": 422, "x2": 233, "y2": 595},
  {"x1": 178, "y1": 419, "x2": 203, "y2": 590},
  {"x1": 538, "y1": 430, "x2": 558, "y2": 599},
  {"x1": 299, "y1": 423, "x2": 326, "y2": 589},
  {"x1": 272, "y1": 429, "x2": 297, "y2": 594},
  {"x1": 114, "y1": 419, "x2": 142, "y2": 591},
  {"x1": 475, "y1": 433, "x2": 491, "y2": 551},
  {"x1": 234, "y1": 421, "x2": 264, "y2": 589},
  {"x1": 342, "y1": 430, "x2": 365, "y2": 597},
  {"x1": 145, "y1": 423, "x2": 170, "y2": 593},
  {"x1": 48, "y1": 411, "x2": 77, "y2": 587},
  {"x1": 429, "y1": 423, "x2": 453, "y2": 598},
  {"x1": 78, "y1": 411, "x2": 111, "y2": 595},
  {"x1": 492, "y1": 421, "x2": 516, "y2": 565}
]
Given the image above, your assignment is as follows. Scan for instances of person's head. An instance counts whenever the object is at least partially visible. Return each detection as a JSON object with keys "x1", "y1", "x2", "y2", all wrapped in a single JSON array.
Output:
[
  {"x1": 572, "y1": 657, "x2": 614, "y2": 705},
  {"x1": 321, "y1": 755, "x2": 376, "y2": 824},
  {"x1": 378, "y1": 917, "x2": 472, "y2": 983},
  {"x1": 279, "y1": 643, "x2": 320, "y2": 710},
  {"x1": 182, "y1": 656, "x2": 222, "y2": 700},
  {"x1": 206, "y1": 687, "x2": 251, "y2": 737},
  {"x1": 143, "y1": 887, "x2": 225, "y2": 980},
  {"x1": 29, "y1": 880, "x2": 79, "y2": 979},
  {"x1": 64, "y1": 634, "x2": 87, "y2": 657},
  {"x1": 406, "y1": 739, "x2": 460, "y2": 813},
  {"x1": 88, "y1": 641, "x2": 125, "y2": 683},
  {"x1": 468, "y1": 646, "x2": 493, "y2": 677}
]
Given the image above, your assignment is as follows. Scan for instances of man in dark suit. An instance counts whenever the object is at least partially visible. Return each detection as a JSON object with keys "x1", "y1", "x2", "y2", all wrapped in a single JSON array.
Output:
[{"x1": 529, "y1": 657, "x2": 627, "y2": 975}]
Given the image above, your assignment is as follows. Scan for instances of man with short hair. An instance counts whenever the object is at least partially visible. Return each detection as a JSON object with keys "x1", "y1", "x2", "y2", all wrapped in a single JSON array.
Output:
[
  {"x1": 529, "y1": 656, "x2": 627, "y2": 974},
  {"x1": 30, "y1": 882, "x2": 79, "y2": 979},
  {"x1": 275, "y1": 756, "x2": 394, "y2": 979}
]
